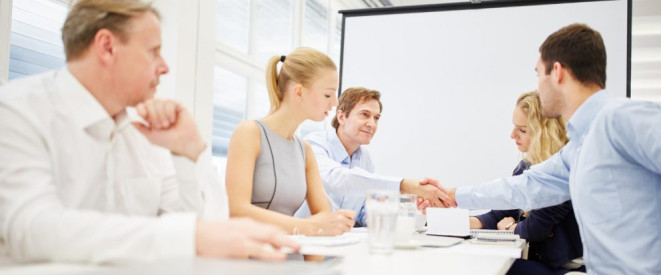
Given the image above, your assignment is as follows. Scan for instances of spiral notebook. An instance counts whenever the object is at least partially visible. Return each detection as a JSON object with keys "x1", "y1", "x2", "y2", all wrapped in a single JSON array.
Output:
[{"x1": 470, "y1": 229, "x2": 519, "y2": 241}]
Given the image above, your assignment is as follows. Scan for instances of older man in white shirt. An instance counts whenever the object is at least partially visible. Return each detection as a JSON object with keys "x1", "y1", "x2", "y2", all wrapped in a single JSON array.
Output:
[{"x1": 0, "y1": 0, "x2": 297, "y2": 264}]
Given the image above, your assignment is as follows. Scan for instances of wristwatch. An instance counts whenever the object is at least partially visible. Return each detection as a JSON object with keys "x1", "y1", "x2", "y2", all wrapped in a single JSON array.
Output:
[{"x1": 505, "y1": 221, "x2": 515, "y2": 230}]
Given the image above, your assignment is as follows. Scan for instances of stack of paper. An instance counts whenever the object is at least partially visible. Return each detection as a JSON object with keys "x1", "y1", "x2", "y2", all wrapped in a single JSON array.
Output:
[{"x1": 288, "y1": 235, "x2": 361, "y2": 247}]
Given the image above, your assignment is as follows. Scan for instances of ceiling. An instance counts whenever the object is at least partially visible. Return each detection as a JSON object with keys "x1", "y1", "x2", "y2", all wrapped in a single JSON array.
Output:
[{"x1": 339, "y1": 0, "x2": 661, "y2": 103}]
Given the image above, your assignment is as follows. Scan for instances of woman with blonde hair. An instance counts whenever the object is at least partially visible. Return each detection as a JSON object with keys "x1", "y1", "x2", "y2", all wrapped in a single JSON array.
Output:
[
  {"x1": 470, "y1": 91, "x2": 584, "y2": 274},
  {"x1": 226, "y1": 47, "x2": 355, "y2": 236}
]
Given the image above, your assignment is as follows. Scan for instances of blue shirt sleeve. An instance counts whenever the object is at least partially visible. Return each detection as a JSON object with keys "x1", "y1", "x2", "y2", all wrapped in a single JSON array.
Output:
[
  {"x1": 307, "y1": 135, "x2": 401, "y2": 195},
  {"x1": 456, "y1": 150, "x2": 572, "y2": 211},
  {"x1": 606, "y1": 101, "x2": 661, "y2": 174},
  {"x1": 475, "y1": 160, "x2": 528, "y2": 229}
]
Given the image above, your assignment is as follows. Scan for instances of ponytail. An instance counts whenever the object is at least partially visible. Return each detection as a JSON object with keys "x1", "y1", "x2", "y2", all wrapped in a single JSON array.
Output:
[
  {"x1": 265, "y1": 47, "x2": 337, "y2": 114},
  {"x1": 265, "y1": 56, "x2": 282, "y2": 113}
]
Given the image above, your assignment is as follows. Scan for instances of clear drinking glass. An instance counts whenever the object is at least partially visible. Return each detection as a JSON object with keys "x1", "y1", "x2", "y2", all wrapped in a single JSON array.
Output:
[
  {"x1": 366, "y1": 189, "x2": 399, "y2": 255},
  {"x1": 396, "y1": 194, "x2": 417, "y2": 245}
]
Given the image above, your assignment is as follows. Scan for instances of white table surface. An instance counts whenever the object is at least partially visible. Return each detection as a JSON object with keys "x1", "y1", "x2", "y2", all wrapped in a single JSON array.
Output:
[
  {"x1": 298, "y1": 228, "x2": 522, "y2": 275},
  {"x1": 0, "y1": 229, "x2": 522, "y2": 275}
]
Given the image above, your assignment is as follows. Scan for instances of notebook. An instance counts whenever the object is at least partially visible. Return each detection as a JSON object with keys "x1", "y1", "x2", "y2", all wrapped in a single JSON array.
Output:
[
  {"x1": 470, "y1": 229, "x2": 520, "y2": 241},
  {"x1": 414, "y1": 234, "x2": 464, "y2": 247},
  {"x1": 470, "y1": 229, "x2": 513, "y2": 237}
]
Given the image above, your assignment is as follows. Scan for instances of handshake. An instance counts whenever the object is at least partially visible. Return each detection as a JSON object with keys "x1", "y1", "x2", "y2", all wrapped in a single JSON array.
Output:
[{"x1": 400, "y1": 178, "x2": 457, "y2": 211}]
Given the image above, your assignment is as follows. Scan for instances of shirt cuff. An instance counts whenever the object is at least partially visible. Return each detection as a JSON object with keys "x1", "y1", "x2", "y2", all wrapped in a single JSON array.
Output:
[
  {"x1": 155, "y1": 212, "x2": 197, "y2": 258},
  {"x1": 390, "y1": 177, "x2": 405, "y2": 192},
  {"x1": 455, "y1": 186, "x2": 475, "y2": 209}
]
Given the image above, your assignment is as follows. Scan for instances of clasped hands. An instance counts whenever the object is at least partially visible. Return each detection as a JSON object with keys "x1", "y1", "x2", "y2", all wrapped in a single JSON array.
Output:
[{"x1": 401, "y1": 178, "x2": 457, "y2": 212}]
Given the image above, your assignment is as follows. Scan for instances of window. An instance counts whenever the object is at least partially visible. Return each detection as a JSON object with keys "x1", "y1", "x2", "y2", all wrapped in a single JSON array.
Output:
[
  {"x1": 332, "y1": 14, "x2": 343, "y2": 64},
  {"x1": 212, "y1": 66, "x2": 248, "y2": 156},
  {"x1": 302, "y1": 0, "x2": 329, "y2": 52},
  {"x1": 252, "y1": 83, "x2": 270, "y2": 119},
  {"x1": 216, "y1": 0, "x2": 250, "y2": 54},
  {"x1": 254, "y1": 0, "x2": 294, "y2": 65},
  {"x1": 212, "y1": 0, "x2": 346, "y2": 158},
  {"x1": 8, "y1": 0, "x2": 67, "y2": 80}
]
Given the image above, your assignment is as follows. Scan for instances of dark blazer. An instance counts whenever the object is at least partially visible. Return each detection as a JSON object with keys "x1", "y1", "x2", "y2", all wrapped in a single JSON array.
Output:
[{"x1": 476, "y1": 160, "x2": 583, "y2": 269}]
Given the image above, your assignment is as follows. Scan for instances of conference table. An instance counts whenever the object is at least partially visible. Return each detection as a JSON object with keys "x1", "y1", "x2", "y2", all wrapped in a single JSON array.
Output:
[{"x1": 0, "y1": 229, "x2": 523, "y2": 275}]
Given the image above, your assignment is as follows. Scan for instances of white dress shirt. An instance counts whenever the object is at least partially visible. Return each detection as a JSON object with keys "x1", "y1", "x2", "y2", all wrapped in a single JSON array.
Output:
[{"x1": 0, "y1": 68, "x2": 228, "y2": 263}]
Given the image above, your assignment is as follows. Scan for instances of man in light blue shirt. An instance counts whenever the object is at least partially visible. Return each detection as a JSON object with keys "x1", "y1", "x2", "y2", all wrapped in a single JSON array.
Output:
[
  {"x1": 445, "y1": 24, "x2": 661, "y2": 274},
  {"x1": 295, "y1": 87, "x2": 448, "y2": 226}
]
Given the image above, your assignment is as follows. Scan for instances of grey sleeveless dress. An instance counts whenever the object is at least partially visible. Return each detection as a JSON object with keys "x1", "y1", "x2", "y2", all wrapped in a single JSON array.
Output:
[{"x1": 251, "y1": 120, "x2": 307, "y2": 216}]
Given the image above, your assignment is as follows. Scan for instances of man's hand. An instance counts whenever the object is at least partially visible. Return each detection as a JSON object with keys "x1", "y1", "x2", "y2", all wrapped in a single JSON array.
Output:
[
  {"x1": 416, "y1": 197, "x2": 431, "y2": 214},
  {"x1": 132, "y1": 99, "x2": 206, "y2": 161},
  {"x1": 196, "y1": 218, "x2": 301, "y2": 260},
  {"x1": 447, "y1": 187, "x2": 457, "y2": 208},
  {"x1": 401, "y1": 178, "x2": 456, "y2": 208}
]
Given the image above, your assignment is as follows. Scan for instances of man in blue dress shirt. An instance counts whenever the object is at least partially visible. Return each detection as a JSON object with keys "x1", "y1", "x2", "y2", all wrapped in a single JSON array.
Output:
[
  {"x1": 444, "y1": 24, "x2": 661, "y2": 274},
  {"x1": 295, "y1": 87, "x2": 448, "y2": 226}
]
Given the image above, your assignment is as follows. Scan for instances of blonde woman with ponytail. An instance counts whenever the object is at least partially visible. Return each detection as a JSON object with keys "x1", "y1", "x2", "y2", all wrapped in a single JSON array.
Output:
[
  {"x1": 225, "y1": 47, "x2": 355, "y2": 236},
  {"x1": 470, "y1": 92, "x2": 584, "y2": 274}
]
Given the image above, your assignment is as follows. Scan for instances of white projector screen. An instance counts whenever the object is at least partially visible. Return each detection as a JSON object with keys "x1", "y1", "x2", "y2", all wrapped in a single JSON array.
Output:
[{"x1": 340, "y1": 0, "x2": 630, "y2": 188}]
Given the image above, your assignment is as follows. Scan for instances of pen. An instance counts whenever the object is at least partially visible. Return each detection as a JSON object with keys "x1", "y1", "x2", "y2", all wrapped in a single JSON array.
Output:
[{"x1": 325, "y1": 190, "x2": 340, "y2": 211}]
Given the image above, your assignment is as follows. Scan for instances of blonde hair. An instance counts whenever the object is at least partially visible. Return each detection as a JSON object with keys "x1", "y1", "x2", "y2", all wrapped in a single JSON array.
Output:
[
  {"x1": 517, "y1": 91, "x2": 568, "y2": 164},
  {"x1": 62, "y1": 0, "x2": 159, "y2": 61},
  {"x1": 265, "y1": 47, "x2": 337, "y2": 113},
  {"x1": 332, "y1": 87, "x2": 382, "y2": 129}
]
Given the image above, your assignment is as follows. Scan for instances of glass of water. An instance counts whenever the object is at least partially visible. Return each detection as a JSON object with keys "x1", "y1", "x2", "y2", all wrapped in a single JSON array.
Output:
[
  {"x1": 366, "y1": 189, "x2": 399, "y2": 255},
  {"x1": 396, "y1": 194, "x2": 417, "y2": 245}
]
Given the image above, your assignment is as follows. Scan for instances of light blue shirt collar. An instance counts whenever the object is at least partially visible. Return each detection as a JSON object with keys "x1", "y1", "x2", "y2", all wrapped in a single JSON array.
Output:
[
  {"x1": 326, "y1": 130, "x2": 363, "y2": 165},
  {"x1": 566, "y1": 90, "x2": 608, "y2": 141}
]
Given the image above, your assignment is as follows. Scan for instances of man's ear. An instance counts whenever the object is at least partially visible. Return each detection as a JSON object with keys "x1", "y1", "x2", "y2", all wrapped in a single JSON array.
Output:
[
  {"x1": 336, "y1": 109, "x2": 346, "y2": 126},
  {"x1": 93, "y1": 29, "x2": 117, "y2": 66},
  {"x1": 553, "y1": 61, "x2": 565, "y2": 84}
]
